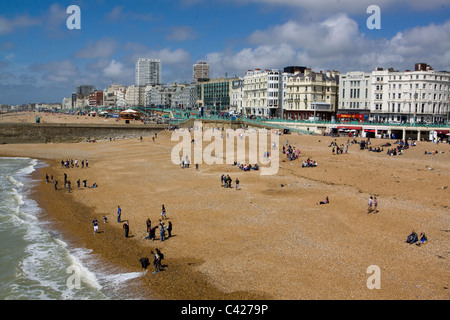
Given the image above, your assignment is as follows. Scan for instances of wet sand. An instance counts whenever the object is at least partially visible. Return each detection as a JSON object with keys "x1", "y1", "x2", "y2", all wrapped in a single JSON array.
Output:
[{"x1": 0, "y1": 113, "x2": 449, "y2": 300}]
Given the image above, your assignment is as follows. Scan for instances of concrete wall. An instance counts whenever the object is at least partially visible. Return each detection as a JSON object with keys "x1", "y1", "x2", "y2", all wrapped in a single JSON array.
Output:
[{"x1": 0, "y1": 123, "x2": 166, "y2": 144}]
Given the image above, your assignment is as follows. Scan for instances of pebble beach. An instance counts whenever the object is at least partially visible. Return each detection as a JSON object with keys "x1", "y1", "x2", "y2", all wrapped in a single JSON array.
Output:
[{"x1": 0, "y1": 112, "x2": 448, "y2": 300}]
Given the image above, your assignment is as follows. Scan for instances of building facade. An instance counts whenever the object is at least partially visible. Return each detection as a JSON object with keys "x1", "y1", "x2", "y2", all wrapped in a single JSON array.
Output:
[
  {"x1": 338, "y1": 71, "x2": 371, "y2": 122},
  {"x1": 285, "y1": 69, "x2": 339, "y2": 121},
  {"x1": 88, "y1": 90, "x2": 104, "y2": 107},
  {"x1": 135, "y1": 58, "x2": 161, "y2": 86},
  {"x1": 242, "y1": 69, "x2": 285, "y2": 118},
  {"x1": 193, "y1": 61, "x2": 210, "y2": 83},
  {"x1": 196, "y1": 77, "x2": 237, "y2": 112},
  {"x1": 369, "y1": 63, "x2": 450, "y2": 124}
]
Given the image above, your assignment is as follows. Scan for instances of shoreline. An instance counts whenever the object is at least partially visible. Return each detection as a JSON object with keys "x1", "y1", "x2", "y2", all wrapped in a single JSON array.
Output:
[{"x1": 31, "y1": 158, "x2": 266, "y2": 300}]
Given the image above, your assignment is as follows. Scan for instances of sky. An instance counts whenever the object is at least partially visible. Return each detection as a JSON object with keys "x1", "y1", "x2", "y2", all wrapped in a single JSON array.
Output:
[{"x1": 0, "y1": 0, "x2": 449, "y2": 105}]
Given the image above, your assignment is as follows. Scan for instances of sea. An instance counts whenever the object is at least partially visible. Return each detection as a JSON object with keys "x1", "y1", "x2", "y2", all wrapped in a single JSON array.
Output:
[{"x1": 0, "y1": 157, "x2": 145, "y2": 300}]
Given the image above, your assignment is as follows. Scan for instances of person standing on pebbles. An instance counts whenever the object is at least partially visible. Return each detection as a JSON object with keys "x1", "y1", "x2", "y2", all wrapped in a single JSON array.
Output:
[{"x1": 161, "y1": 204, "x2": 167, "y2": 220}]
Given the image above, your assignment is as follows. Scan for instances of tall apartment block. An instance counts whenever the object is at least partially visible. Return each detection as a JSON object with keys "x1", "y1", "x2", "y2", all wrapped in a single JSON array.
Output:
[
  {"x1": 135, "y1": 58, "x2": 161, "y2": 86},
  {"x1": 193, "y1": 61, "x2": 210, "y2": 83}
]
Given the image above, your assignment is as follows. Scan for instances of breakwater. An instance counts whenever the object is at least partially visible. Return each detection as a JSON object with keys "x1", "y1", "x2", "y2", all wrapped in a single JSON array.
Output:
[{"x1": 0, "y1": 123, "x2": 167, "y2": 144}]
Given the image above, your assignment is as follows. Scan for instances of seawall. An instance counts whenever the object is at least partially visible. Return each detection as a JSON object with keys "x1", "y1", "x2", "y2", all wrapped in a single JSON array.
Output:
[{"x1": 0, "y1": 123, "x2": 167, "y2": 144}]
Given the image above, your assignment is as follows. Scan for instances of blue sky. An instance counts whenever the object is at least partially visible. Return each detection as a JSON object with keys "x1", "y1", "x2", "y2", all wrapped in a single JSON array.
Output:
[{"x1": 0, "y1": 0, "x2": 449, "y2": 105}]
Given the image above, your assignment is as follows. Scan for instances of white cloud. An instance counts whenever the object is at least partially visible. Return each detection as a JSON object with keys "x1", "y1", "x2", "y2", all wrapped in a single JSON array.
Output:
[
  {"x1": 203, "y1": 15, "x2": 450, "y2": 77},
  {"x1": 75, "y1": 38, "x2": 119, "y2": 59},
  {"x1": 0, "y1": 14, "x2": 40, "y2": 35},
  {"x1": 30, "y1": 60, "x2": 80, "y2": 83},
  {"x1": 166, "y1": 26, "x2": 197, "y2": 42},
  {"x1": 234, "y1": 0, "x2": 449, "y2": 15},
  {"x1": 102, "y1": 59, "x2": 131, "y2": 79}
]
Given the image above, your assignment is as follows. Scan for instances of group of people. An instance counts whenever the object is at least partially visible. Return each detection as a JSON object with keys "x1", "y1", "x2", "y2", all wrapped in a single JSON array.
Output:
[
  {"x1": 139, "y1": 248, "x2": 165, "y2": 272},
  {"x1": 386, "y1": 139, "x2": 415, "y2": 156},
  {"x1": 368, "y1": 146, "x2": 384, "y2": 153},
  {"x1": 145, "y1": 217, "x2": 173, "y2": 242},
  {"x1": 60, "y1": 158, "x2": 89, "y2": 169},
  {"x1": 282, "y1": 144, "x2": 301, "y2": 161},
  {"x1": 301, "y1": 158, "x2": 318, "y2": 168},
  {"x1": 221, "y1": 174, "x2": 239, "y2": 189},
  {"x1": 406, "y1": 231, "x2": 428, "y2": 246},
  {"x1": 367, "y1": 196, "x2": 378, "y2": 214},
  {"x1": 235, "y1": 163, "x2": 258, "y2": 172}
]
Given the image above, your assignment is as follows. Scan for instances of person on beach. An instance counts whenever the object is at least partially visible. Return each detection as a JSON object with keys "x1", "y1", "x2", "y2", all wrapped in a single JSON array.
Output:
[
  {"x1": 167, "y1": 221, "x2": 172, "y2": 238},
  {"x1": 417, "y1": 232, "x2": 428, "y2": 245},
  {"x1": 123, "y1": 221, "x2": 130, "y2": 238},
  {"x1": 146, "y1": 218, "x2": 151, "y2": 233},
  {"x1": 151, "y1": 251, "x2": 161, "y2": 272},
  {"x1": 367, "y1": 196, "x2": 373, "y2": 214},
  {"x1": 155, "y1": 248, "x2": 164, "y2": 269},
  {"x1": 117, "y1": 205, "x2": 122, "y2": 223},
  {"x1": 159, "y1": 221, "x2": 166, "y2": 241},
  {"x1": 161, "y1": 205, "x2": 167, "y2": 220},
  {"x1": 235, "y1": 178, "x2": 239, "y2": 190},
  {"x1": 221, "y1": 174, "x2": 225, "y2": 187},
  {"x1": 103, "y1": 215, "x2": 108, "y2": 223},
  {"x1": 45, "y1": 173, "x2": 49, "y2": 183},
  {"x1": 146, "y1": 225, "x2": 158, "y2": 240},
  {"x1": 139, "y1": 257, "x2": 150, "y2": 271},
  {"x1": 373, "y1": 197, "x2": 378, "y2": 213},
  {"x1": 317, "y1": 196, "x2": 329, "y2": 205},
  {"x1": 92, "y1": 218, "x2": 99, "y2": 235},
  {"x1": 54, "y1": 179, "x2": 58, "y2": 190}
]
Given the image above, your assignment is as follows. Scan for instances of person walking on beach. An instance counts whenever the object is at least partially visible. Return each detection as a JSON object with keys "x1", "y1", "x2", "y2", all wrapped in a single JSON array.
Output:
[
  {"x1": 235, "y1": 178, "x2": 239, "y2": 190},
  {"x1": 161, "y1": 205, "x2": 167, "y2": 220},
  {"x1": 373, "y1": 197, "x2": 378, "y2": 213},
  {"x1": 123, "y1": 221, "x2": 130, "y2": 238},
  {"x1": 367, "y1": 196, "x2": 373, "y2": 214},
  {"x1": 155, "y1": 248, "x2": 164, "y2": 270},
  {"x1": 151, "y1": 251, "x2": 161, "y2": 272},
  {"x1": 54, "y1": 179, "x2": 58, "y2": 190},
  {"x1": 117, "y1": 205, "x2": 122, "y2": 223},
  {"x1": 92, "y1": 218, "x2": 99, "y2": 235},
  {"x1": 146, "y1": 218, "x2": 151, "y2": 233},
  {"x1": 167, "y1": 221, "x2": 172, "y2": 238}
]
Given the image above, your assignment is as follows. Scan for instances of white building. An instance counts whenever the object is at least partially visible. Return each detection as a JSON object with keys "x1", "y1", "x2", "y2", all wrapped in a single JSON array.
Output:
[
  {"x1": 135, "y1": 58, "x2": 161, "y2": 86},
  {"x1": 370, "y1": 63, "x2": 450, "y2": 124},
  {"x1": 231, "y1": 78, "x2": 244, "y2": 113},
  {"x1": 338, "y1": 71, "x2": 371, "y2": 122},
  {"x1": 243, "y1": 69, "x2": 284, "y2": 118},
  {"x1": 338, "y1": 63, "x2": 450, "y2": 124},
  {"x1": 170, "y1": 83, "x2": 192, "y2": 109},
  {"x1": 125, "y1": 85, "x2": 145, "y2": 107}
]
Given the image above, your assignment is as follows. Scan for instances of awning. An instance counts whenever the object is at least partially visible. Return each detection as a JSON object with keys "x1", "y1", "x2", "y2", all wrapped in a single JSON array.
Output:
[
  {"x1": 364, "y1": 129, "x2": 376, "y2": 133},
  {"x1": 337, "y1": 126, "x2": 362, "y2": 130},
  {"x1": 434, "y1": 130, "x2": 449, "y2": 135}
]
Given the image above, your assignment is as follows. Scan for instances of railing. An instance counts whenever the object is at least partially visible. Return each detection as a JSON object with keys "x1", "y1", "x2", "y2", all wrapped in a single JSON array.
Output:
[{"x1": 253, "y1": 118, "x2": 450, "y2": 128}]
